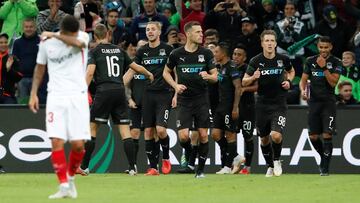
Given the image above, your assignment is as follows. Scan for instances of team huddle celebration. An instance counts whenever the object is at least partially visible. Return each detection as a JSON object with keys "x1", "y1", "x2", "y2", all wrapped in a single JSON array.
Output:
[{"x1": 0, "y1": 0, "x2": 358, "y2": 201}]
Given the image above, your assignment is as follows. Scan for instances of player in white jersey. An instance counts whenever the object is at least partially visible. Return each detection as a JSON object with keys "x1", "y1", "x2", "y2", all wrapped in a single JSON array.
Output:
[{"x1": 29, "y1": 15, "x2": 90, "y2": 199}]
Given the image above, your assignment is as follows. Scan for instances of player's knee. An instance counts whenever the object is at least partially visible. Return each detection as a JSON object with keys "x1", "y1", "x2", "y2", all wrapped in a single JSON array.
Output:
[
  {"x1": 155, "y1": 127, "x2": 167, "y2": 138},
  {"x1": 178, "y1": 130, "x2": 189, "y2": 142},
  {"x1": 130, "y1": 129, "x2": 141, "y2": 139},
  {"x1": 260, "y1": 136, "x2": 270, "y2": 145},
  {"x1": 309, "y1": 134, "x2": 319, "y2": 141},
  {"x1": 271, "y1": 132, "x2": 282, "y2": 143},
  {"x1": 211, "y1": 130, "x2": 221, "y2": 141},
  {"x1": 322, "y1": 133, "x2": 332, "y2": 139},
  {"x1": 144, "y1": 128, "x2": 154, "y2": 139},
  {"x1": 225, "y1": 132, "x2": 236, "y2": 142}
]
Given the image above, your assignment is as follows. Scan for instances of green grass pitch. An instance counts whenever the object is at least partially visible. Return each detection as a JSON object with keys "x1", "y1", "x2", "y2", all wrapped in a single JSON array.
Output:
[{"x1": 0, "y1": 174, "x2": 358, "y2": 203}]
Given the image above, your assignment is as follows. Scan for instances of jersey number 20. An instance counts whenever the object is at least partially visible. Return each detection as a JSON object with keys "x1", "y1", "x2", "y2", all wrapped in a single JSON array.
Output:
[{"x1": 106, "y1": 56, "x2": 120, "y2": 77}]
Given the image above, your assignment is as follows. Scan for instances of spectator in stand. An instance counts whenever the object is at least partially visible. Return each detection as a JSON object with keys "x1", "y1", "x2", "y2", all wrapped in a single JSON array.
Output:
[
  {"x1": 314, "y1": 4, "x2": 353, "y2": 58},
  {"x1": 12, "y1": 18, "x2": 40, "y2": 104},
  {"x1": 0, "y1": 33, "x2": 22, "y2": 104},
  {"x1": 180, "y1": 0, "x2": 205, "y2": 33},
  {"x1": 336, "y1": 81, "x2": 359, "y2": 105},
  {"x1": 204, "y1": 0, "x2": 246, "y2": 45},
  {"x1": 159, "y1": 2, "x2": 181, "y2": 27},
  {"x1": 36, "y1": 0, "x2": 67, "y2": 33},
  {"x1": 130, "y1": 0, "x2": 169, "y2": 41},
  {"x1": 104, "y1": 0, "x2": 140, "y2": 27},
  {"x1": 74, "y1": 0, "x2": 100, "y2": 33},
  {"x1": 237, "y1": 16, "x2": 261, "y2": 63},
  {"x1": 0, "y1": 0, "x2": 38, "y2": 44},
  {"x1": 260, "y1": 0, "x2": 282, "y2": 30},
  {"x1": 274, "y1": 1, "x2": 307, "y2": 104},
  {"x1": 335, "y1": 51, "x2": 360, "y2": 101},
  {"x1": 204, "y1": 28, "x2": 219, "y2": 47},
  {"x1": 166, "y1": 25, "x2": 184, "y2": 48},
  {"x1": 105, "y1": 9, "x2": 127, "y2": 45},
  {"x1": 124, "y1": 38, "x2": 137, "y2": 59}
]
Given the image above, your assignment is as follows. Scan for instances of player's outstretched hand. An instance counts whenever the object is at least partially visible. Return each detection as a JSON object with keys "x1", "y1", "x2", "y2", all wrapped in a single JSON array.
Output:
[
  {"x1": 29, "y1": 95, "x2": 39, "y2": 113},
  {"x1": 175, "y1": 84, "x2": 187, "y2": 94}
]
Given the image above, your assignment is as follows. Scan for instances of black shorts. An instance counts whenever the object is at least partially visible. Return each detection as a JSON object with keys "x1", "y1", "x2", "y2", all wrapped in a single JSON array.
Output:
[
  {"x1": 90, "y1": 88, "x2": 130, "y2": 125},
  {"x1": 238, "y1": 102, "x2": 255, "y2": 139},
  {"x1": 256, "y1": 102, "x2": 287, "y2": 137},
  {"x1": 308, "y1": 100, "x2": 336, "y2": 135},
  {"x1": 142, "y1": 90, "x2": 173, "y2": 128},
  {"x1": 213, "y1": 111, "x2": 239, "y2": 133},
  {"x1": 176, "y1": 95, "x2": 212, "y2": 130},
  {"x1": 129, "y1": 105, "x2": 143, "y2": 129}
]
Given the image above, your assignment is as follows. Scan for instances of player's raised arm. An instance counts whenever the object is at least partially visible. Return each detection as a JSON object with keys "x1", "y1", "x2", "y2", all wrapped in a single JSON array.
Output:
[{"x1": 41, "y1": 31, "x2": 87, "y2": 49}]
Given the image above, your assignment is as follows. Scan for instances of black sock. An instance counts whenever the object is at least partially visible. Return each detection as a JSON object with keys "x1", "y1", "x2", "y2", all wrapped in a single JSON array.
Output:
[
  {"x1": 133, "y1": 139, "x2": 139, "y2": 163},
  {"x1": 261, "y1": 143, "x2": 274, "y2": 168},
  {"x1": 123, "y1": 138, "x2": 136, "y2": 170},
  {"x1": 145, "y1": 139, "x2": 157, "y2": 169},
  {"x1": 216, "y1": 136, "x2": 228, "y2": 168},
  {"x1": 197, "y1": 142, "x2": 209, "y2": 173},
  {"x1": 323, "y1": 138, "x2": 333, "y2": 172},
  {"x1": 225, "y1": 142, "x2": 238, "y2": 167},
  {"x1": 189, "y1": 145, "x2": 199, "y2": 167},
  {"x1": 180, "y1": 140, "x2": 192, "y2": 162},
  {"x1": 81, "y1": 136, "x2": 96, "y2": 169},
  {"x1": 272, "y1": 140, "x2": 283, "y2": 161},
  {"x1": 154, "y1": 140, "x2": 161, "y2": 167},
  {"x1": 244, "y1": 139, "x2": 254, "y2": 167},
  {"x1": 159, "y1": 136, "x2": 170, "y2": 160},
  {"x1": 310, "y1": 138, "x2": 324, "y2": 157}
]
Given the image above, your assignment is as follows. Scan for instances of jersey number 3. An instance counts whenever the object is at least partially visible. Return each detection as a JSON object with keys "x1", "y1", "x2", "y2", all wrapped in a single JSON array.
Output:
[{"x1": 106, "y1": 56, "x2": 120, "y2": 77}]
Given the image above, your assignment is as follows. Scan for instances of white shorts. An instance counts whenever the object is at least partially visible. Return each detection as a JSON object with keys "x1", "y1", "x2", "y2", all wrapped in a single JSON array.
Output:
[{"x1": 46, "y1": 93, "x2": 91, "y2": 142}]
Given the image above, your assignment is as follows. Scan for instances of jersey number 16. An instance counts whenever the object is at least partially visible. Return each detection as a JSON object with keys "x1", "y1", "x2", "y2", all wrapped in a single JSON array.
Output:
[{"x1": 106, "y1": 56, "x2": 120, "y2": 77}]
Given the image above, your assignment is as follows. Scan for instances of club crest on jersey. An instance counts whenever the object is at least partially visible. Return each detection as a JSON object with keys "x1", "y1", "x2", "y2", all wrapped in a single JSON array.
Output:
[
  {"x1": 159, "y1": 49, "x2": 166, "y2": 56},
  {"x1": 198, "y1": 55, "x2": 205, "y2": 62},
  {"x1": 277, "y1": 60, "x2": 283, "y2": 67},
  {"x1": 326, "y1": 62, "x2": 333, "y2": 69}
]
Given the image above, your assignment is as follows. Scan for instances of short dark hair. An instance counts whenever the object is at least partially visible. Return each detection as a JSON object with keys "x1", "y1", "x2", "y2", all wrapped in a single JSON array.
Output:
[
  {"x1": 234, "y1": 43, "x2": 247, "y2": 52},
  {"x1": 318, "y1": 35, "x2": 332, "y2": 44},
  {"x1": 94, "y1": 24, "x2": 108, "y2": 39},
  {"x1": 184, "y1": 21, "x2": 201, "y2": 33},
  {"x1": 217, "y1": 42, "x2": 231, "y2": 57},
  {"x1": 124, "y1": 37, "x2": 138, "y2": 49},
  {"x1": 260, "y1": 29, "x2": 277, "y2": 41},
  {"x1": 107, "y1": 9, "x2": 119, "y2": 16},
  {"x1": 204, "y1": 29, "x2": 219, "y2": 38},
  {"x1": 60, "y1": 15, "x2": 80, "y2": 33},
  {"x1": 23, "y1": 17, "x2": 36, "y2": 24},
  {"x1": 338, "y1": 81, "x2": 352, "y2": 89}
]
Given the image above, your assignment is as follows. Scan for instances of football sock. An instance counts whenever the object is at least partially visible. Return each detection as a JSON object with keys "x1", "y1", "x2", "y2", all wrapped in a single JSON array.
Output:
[
  {"x1": 311, "y1": 138, "x2": 324, "y2": 157},
  {"x1": 197, "y1": 142, "x2": 209, "y2": 173},
  {"x1": 225, "y1": 142, "x2": 237, "y2": 168},
  {"x1": 133, "y1": 138, "x2": 139, "y2": 163},
  {"x1": 81, "y1": 136, "x2": 96, "y2": 169},
  {"x1": 145, "y1": 139, "x2": 157, "y2": 169},
  {"x1": 51, "y1": 149, "x2": 67, "y2": 184},
  {"x1": 216, "y1": 136, "x2": 227, "y2": 168},
  {"x1": 272, "y1": 140, "x2": 283, "y2": 161},
  {"x1": 323, "y1": 138, "x2": 333, "y2": 172},
  {"x1": 68, "y1": 149, "x2": 85, "y2": 176},
  {"x1": 159, "y1": 135, "x2": 170, "y2": 160},
  {"x1": 244, "y1": 139, "x2": 254, "y2": 167},
  {"x1": 180, "y1": 140, "x2": 192, "y2": 162},
  {"x1": 261, "y1": 143, "x2": 274, "y2": 168},
  {"x1": 123, "y1": 138, "x2": 136, "y2": 170},
  {"x1": 154, "y1": 140, "x2": 161, "y2": 166},
  {"x1": 189, "y1": 145, "x2": 199, "y2": 167}
]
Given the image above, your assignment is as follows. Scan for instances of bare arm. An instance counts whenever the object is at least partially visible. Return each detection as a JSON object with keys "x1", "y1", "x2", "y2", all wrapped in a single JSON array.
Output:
[
  {"x1": 199, "y1": 68, "x2": 218, "y2": 83},
  {"x1": 323, "y1": 70, "x2": 340, "y2": 87},
  {"x1": 163, "y1": 65, "x2": 187, "y2": 94},
  {"x1": 242, "y1": 80, "x2": 258, "y2": 93},
  {"x1": 242, "y1": 73, "x2": 256, "y2": 86},
  {"x1": 29, "y1": 64, "x2": 46, "y2": 113},
  {"x1": 128, "y1": 62, "x2": 153, "y2": 82},
  {"x1": 41, "y1": 32, "x2": 86, "y2": 49},
  {"x1": 299, "y1": 73, "x2": 309, "y2": 100},
  {"x1": 86, "y1": 64, "x2": 96, "y2": 86},
  {"x1": 232, "y1": 78, "x2": 242, "y2": 120}
]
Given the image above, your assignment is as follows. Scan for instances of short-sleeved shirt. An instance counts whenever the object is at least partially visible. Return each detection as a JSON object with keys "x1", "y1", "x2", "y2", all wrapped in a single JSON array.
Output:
[
  {"x1": 36, "y1": 31, "x2": 89, "y2": 95},
  {"x1": 88, "y1": 43, "x2": 132, "y2": 91},
  {"x1": 134, "y1": 42, "x2": 173, "y2": 91},
  {"x1": 166, "y1": 46, "x2": 216, "y2": 98},
  {"x1": 246, "y1": 53, "x2": 292, "y2": 103},
  {"x1": 217, "y1": 60, "x2": 241, "y2": 112},
  {"x1": 238, "y1": 63, "x2": 255, "y2": 105},
  {"x1": 304, "y1": 55, "x2": 342, "y2": 102}
]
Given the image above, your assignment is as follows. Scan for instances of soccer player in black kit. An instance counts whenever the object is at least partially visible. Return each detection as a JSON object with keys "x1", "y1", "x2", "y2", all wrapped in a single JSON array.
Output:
[
  {"x1": 299, "y1": 36, "x2": 341, "y2": 176},
  {"x1": 132, "y1": 21, "x2": 174, "y2": 175},
  {"x1": 243, "y1": 30, "x2": 295, "y2": 177},
  {"x1": 232, "y1": 44, "x2": 257, "y2": 174},
  {"x1": 163, "y1": 21, "x2": 218, "y2": 178},
  {"x1": 211, "y1": 42, "x2": 245, "y2": 175},
  {"x1": 78, "y1": 24, "x2": 154, "y2": 176}
]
